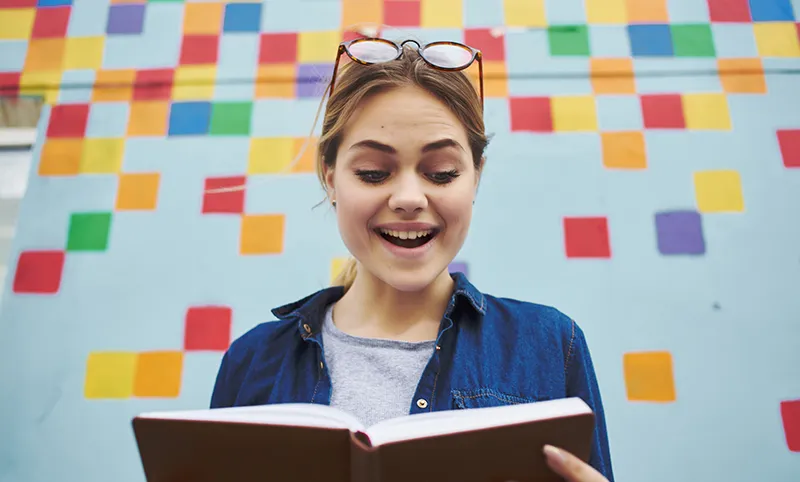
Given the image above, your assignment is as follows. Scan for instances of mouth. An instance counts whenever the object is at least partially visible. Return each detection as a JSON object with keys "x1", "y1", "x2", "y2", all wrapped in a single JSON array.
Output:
[{"x1": 375, "y1": 227, "x2": 439, "y2": 249}]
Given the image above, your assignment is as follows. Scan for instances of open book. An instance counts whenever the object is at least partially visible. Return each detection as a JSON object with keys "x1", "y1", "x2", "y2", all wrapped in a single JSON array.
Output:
[{"x1": 132, "y1": 397, "x2": 595, "y2": 482}]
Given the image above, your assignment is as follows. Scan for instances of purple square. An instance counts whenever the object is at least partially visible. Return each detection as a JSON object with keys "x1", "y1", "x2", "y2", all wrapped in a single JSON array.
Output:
[
  {"x1": 655, "y1": 210, "x2": 705, "y2": 255},
  {"x1": 106, "y1": 4, "x2": 145, "y2": 35},
  {"x1": 297, "y1": 64, "x2": 334, "y2": 98},
  {"x1": 449, "y1": 261, "x2": 469, "y2": 277}
]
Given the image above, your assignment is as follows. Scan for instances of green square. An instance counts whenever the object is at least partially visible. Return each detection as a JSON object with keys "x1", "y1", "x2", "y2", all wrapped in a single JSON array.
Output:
[
  {"x1": 209, "y1": 102, "x2": 253, "y2": 136},
  {"x1": 671, "y1": 24, "x2": 716, "y2": 57},
  {"x1": 548, "y1": 25, "x2": 590, "y2": 56},
  {"x1": 67, "y1": 212, "x2": 112, "y2": 252}
]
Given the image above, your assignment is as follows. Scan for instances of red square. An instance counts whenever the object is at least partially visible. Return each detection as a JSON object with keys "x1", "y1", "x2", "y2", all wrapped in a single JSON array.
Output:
[
  {"x1": 777, "y1": 129, "x2": 800, "y2": 168},
  {"x1": 563, "y1": 217, "x2": 612, "y2": 259},
  {"x1": 384, "y1": 0, "x2": 421, "y2": 27},
  {"x1": 641, "y1": 94, "x2": 685, "y2": 129},
  {"x1": 0, "y1": 72, "x2": 21, "y2": 97},
  {"x1": 464, "y1": 28, "x2": 505, "y2": 61},
  {"x1": 46, "y1": 104, "x2": 89, "y2": 138},
  {"x1": 133, "y1": 69, "x2": 174, "y2": 100},
  {"x1": 510, "y1": 97, "x2": 553, "y2": 132},
  {"x1": 0, "y1": 0, "x2": 36, "y2": 6},
  {"x1": 180, "y1": 35, "x2": 219, "y2": 65},
  {"x1": 202, "y1": 176, "x2": 246, "y2": 214},
  {"x1": 184, "y1": 306, "x2": 232, "y2": 351},
  {"x1": 259, "y1": 33, "x2": 298, "y2": 64},
  {"x1": 707, "y1": 0, "x2": 751, "y2": 22},
  {"x1": 31, "y1": 6, "x2": 71, "y2": 38},
  {"x1": 781, "y1": 399, "x2": 800, "y2": 452},
  {"x1": 12, "y1": 250, "x2": 65, "y2": 294}
]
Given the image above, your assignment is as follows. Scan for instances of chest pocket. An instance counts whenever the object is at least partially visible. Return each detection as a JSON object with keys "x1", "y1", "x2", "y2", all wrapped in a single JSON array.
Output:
[{"x1": 451, "y1": 388, "x2": 542, "y2": 409}]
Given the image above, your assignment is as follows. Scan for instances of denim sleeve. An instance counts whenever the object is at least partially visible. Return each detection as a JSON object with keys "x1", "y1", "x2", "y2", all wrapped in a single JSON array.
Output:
[
  {"x1": 210, "y1": 351, "x2": 234, "y2": 408},
  {"x1": 565, "y1": 321, "x2": 615, "y2": 481}
]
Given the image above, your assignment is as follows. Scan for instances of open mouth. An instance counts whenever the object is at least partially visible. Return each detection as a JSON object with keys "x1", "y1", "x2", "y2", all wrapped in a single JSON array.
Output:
[{"x1": 376, "y1": 228, "x2": 438, "y2": 249}]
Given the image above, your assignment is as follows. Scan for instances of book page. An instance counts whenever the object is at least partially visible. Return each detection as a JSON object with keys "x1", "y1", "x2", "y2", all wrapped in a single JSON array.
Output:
[
  {"x1": 366, "y1": 397, "x2": 591, "y2": 446},
  {"x1": 137, "y1": 404, "x2": 366, "y2": 432}
]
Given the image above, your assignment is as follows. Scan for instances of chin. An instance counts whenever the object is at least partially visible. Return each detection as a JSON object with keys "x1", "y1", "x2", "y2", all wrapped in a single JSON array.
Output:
[{"x1": 375, "y1": 267, "x2": 448, "y2": 293}]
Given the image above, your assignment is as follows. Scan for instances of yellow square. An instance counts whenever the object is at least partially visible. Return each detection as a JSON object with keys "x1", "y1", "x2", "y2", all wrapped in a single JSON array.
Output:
[
  {"x1": 623, "y1": 351, "x2": 676, "y2": 403},
  {"x1": 183, "y1": 3, "x2": 224, "y2": 34},
  {"x1": 84, "y1": 351, "x2": 137, "y2": 399},
  {"x1": 503, "y1": 0, "x2": 546, "y2": 27},
  {"x1": 0, "y1": 8, "x2": 35, "y2": 40},
  {"x1": 93, "y1": 69, "x2": 135, "y2": 102},
  {"x1": 128, "y1": 101, "x2": 170, "y2": 137},
  {"x1": 80, "y1": 138, "x2": 125, "y2": 174},
  {"x1": 341, "y1": 0, "x2": 383, "y2": 29},
  {"x1": 25, "y1": 38, "x2": 66, "y2": 72},
  {"x1": 173, "y1": 65, "x2": 216, "y2": 100},
  {"x1": 39, "y1": 139, "x2": 82, "y2": 176},
  {"x1": 754, "y1": 22, "x2": 800, "y2": 58},
  {"x1": 330, "y1": 257, "x2": 349, "y2": 284},
  {"x1": 255, "y1": 64, "x2": 296, "y2": 99},
  {"x1": 63, "y1": 36, "x2": 105, "y2": 70},
  {"x1": 248, "y1": 137, "x2": 294, "y2": 174},
  {"x1": 682, "y1": 93, "x2": 731, "y2": 130},
  {"x1": 421, "y1": 0, "x2": 463, "y2": 28},
  {"x1": 298, "y1": 31, "x2": 341, "y2": 63},
  {"x1": 551, "y1": 95, "x2": 598, "y2": 132},
  {"x1": 133, "y1": 351, "x2": 183, "y2": 398},
  {"x1": 693, "y1": 170, "x2": 744, "y2": 213},
  {"x1": 20, "y1": 70, "x2": 62, "y2": 104},
  {"x1": 585, "y1": 0, "x2": 627, "y2": 24},
  {"x1": 116, "y1": 172, "x2": 160, "y2": 211},
  {"x1": 240, "y1": 214, "x2": 285, "y2": 255}
]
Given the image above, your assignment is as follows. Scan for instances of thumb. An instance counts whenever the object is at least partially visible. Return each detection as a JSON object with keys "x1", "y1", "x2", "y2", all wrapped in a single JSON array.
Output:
[{"x1": 543, "y1": 445, "x2": 607, "y2": 482}]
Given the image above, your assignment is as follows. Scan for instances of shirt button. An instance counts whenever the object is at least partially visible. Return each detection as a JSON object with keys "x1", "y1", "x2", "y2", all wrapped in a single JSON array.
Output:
[
  {"x1": 416, "y1": 398, "x2": 428, "y2": 409},
  {"x1": 303, "y1": 323, "x2": 312, "y2": 333}
]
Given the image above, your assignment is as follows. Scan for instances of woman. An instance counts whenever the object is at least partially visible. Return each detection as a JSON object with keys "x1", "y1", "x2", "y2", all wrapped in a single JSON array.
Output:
[{"x1": 210, "y1": 38, "x2": 614, "y2": 482}]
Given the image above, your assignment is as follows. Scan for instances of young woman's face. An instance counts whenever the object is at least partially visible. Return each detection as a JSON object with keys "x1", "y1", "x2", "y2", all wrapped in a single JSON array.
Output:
[{"x1": 327, "y1": 85, "x2": 480, "y2": 292}]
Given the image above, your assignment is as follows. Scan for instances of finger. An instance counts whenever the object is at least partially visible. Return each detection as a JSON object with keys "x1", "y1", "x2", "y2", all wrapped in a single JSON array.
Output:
[{"x1": 542, "y1": 445, "x2": 607, "y2": 482}]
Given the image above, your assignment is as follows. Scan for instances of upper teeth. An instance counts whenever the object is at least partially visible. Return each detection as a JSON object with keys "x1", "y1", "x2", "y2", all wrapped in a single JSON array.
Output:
[{"x1": 379, "y1": 228, "x2": 433, "y2": 240}]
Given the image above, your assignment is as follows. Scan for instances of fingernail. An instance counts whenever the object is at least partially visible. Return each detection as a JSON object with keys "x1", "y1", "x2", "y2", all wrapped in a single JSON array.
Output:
[{"x1": 543, "y1": 445, "x2": 565, "y2": 466}]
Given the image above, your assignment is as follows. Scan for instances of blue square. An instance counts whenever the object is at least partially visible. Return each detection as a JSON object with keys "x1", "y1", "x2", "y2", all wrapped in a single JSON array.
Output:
[
  {"x1": 38, "y1": 0, "x2": 71, "y2": 5},
  {"x1": 749, "y1": 0, "x2": 795, "y2": 21},
  {"x1": 628, "y1": 24, "x2": 673, "y2": 57},
  {"x1": 0, "y1": 41, "x2": 27, "y2": 72},
  {"x1": 596, "y1": 95, "x2": 643, "y2": 131},
  {"x1": 58, "y1": 70, "x2": 95, "y2": 104},
  {"x1": 464, "y1": 0, "x2": 505, "y2": 28},
  {"x1": 223, "y1": 3, "x2": 263, "y2": 33},
  {"x1": 168, "y1": 102, "x2": 212, "y2": 136},
  {"x1": 588, "y1": 26, "x2": 631, "y2": 57},
  {"x1": 86, "y1": 102, "x2": 129, "y2": 138}
]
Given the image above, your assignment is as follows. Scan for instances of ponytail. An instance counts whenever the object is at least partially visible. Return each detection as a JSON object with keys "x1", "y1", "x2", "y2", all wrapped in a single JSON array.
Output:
[{"x1": 332, "y1": 257, "x2": 357, "y2": 291}]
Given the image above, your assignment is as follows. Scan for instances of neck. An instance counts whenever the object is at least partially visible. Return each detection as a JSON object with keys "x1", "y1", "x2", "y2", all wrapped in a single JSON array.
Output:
[{"x1": 332, "y1": 267, "x2": 455, "y2": 342}]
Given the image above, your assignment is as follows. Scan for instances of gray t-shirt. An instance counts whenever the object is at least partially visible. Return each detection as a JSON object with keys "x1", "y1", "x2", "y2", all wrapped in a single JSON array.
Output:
[{"x1": 321, "y1": 304, "x2": 437, "y2": 428}]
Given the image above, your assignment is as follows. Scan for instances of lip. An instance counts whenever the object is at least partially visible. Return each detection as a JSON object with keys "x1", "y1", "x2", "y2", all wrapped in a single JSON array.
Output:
[{"x1": 373, "y1": 222, "x2": 440, "y2": 231}]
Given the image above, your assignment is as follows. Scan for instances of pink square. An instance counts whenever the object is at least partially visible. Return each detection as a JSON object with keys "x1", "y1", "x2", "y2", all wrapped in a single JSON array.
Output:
[
  {"x1": 563, "y1": 217, "x2": 612, "y2": 259},
  {"x1": 777, "y1": 129, "x2": 800, "y2": 168},
  {"x1": 13, "y1": 250, "x2": 65, "y2": 294},
  {"x1": 184, "y1": 306, "x2": 232, "y2": 351},
  {"x1": 202, "y1": 176, "x2": 246, "y2": 214},
  {"x1": 46, "y1": 104, "x2": 90, "y2": 138},
  {"x1": 384, "y1": 0, "x2": 420, "y2": 27},
  {"x1": 509, "y1": 97, "x2": 553, "y2": 132},
  {"x1": 781, "y1": 399, "x2": 800, "y2": 452},
  {"x1": 259, "y1": 33, "x2": 298, "y2": 64},
  {"x1": 464, "y1": 28, "x2": 505, "y2": 61},
  {"x1": 641, "y1": 94, "x2": 685, "y2": 129}
]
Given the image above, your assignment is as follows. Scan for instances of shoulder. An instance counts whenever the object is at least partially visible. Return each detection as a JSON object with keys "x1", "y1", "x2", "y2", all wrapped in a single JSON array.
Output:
[{"x1": 482, "y1": 293, "x2": 579, "y2": 341}]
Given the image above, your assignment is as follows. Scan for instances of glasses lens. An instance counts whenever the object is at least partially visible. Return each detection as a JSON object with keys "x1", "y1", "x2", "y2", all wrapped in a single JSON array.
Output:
[
  {"x1": 348, "y1": 40, "x2": 399, "y2": 63},
  {"x1": 422, "y1": 43, "x2": 474, "y2": 69}
]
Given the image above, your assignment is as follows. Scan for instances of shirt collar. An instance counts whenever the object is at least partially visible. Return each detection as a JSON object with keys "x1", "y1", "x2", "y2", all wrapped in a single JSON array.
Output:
[{"x1": 270, "y1": 272, "x2": 486, "y2": 337}]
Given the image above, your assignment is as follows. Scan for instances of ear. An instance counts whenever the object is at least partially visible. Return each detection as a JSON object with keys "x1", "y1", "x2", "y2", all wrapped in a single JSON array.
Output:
[{"x1": 324, "y1": 162, "x2": 336, "y2": 201}]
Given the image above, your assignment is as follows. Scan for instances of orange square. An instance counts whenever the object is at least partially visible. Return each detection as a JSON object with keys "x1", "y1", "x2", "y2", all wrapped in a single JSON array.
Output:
[
  {"x1": 625, "y1": 0, "x2": 668, "y2": 23},
  {"x1": 602, "y1": 132, "x2": 647, "y2": 169},
  {"x1": 240, "y1": 214, "x2": 285, "y2": 255},
  {"x1": 591, "y1": 58, "x2": 635, "y2": 94},
  {"x1": 24, "y1": 38, "x2": 66, "y2": 72},
  {"x1": 291, "y1": 137, "x2": 318, "y2": 173},
  {"x1": 116, "y1": 173, "x2": 160, "y2": 210},
  {"x1": 471, "y1": 60, "x2": 507, "y2": 98},
  {"x1": 256, "y1": 64, "x2": 296, "y2": 98},
  {"x1": 127, "y1": 101, "x2": 169, "y2": 137},
  {"x1": 183, "y1": 3, "x2": 224, "y2": 34},
  {"x1": 341, "y1": 0, "x2": 383, "y2": 29},
  {"x1": 39, "y1": 139, "x2": 82, "y2": 176},
  {"x1": 133, "y1": 351, "x2": 183, "y2": 398},
  {"x1": 623, "y1": 351, "x2": 676, "y2": 402},
  {"x1": 718, "y1": 58, "x2": 766, "y2": 94},
  {"x1": 93, "y1": 69, "x2": 135, "y2": 102}
]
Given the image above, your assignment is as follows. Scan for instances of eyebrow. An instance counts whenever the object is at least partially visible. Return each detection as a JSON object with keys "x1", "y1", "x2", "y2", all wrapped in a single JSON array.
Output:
[{"x1": 348, "y1": 138, "x2": 465, "y2": 155}]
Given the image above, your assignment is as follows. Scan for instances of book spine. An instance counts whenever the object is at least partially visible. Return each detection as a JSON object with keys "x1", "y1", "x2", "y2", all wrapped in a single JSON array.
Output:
[{"x1": 349, "y1": 431, "x2": 380, "y2": 482}]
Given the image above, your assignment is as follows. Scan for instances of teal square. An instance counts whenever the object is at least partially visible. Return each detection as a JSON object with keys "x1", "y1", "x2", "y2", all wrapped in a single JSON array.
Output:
[
  {"x1": 67, "y1": 212, "x2": 112, "y2": 252},
  {"x1": 671, "y1": 24, "x2": 716, "y2": 57},
  {"x1": 548, "y1": 25, "x2": 590, "y2": 56},
  {"x1": 210, "y1": 102, "x2": 253, "y2": 136}
]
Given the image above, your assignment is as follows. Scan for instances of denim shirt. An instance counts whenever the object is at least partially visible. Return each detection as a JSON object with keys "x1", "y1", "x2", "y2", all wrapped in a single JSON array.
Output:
[{"x1": 210, "y1": 273, "x2": 614, "y2": 480}]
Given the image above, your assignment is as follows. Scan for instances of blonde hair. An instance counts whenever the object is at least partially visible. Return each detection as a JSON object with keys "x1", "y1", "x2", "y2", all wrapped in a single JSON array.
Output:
[{"x1": 319, "y1": 43, "x2": 489, "y2": 291}]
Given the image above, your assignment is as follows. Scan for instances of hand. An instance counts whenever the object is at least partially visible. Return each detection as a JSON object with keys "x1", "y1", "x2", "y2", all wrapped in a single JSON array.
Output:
[{"x1": 542, "y1": 445, "x2": 609, "y2": 482}]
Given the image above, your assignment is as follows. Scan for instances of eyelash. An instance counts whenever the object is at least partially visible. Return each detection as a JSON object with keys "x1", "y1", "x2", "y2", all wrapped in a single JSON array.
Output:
[{"x1": 354, "y1": 169, "x2": 460, "y2": 185}]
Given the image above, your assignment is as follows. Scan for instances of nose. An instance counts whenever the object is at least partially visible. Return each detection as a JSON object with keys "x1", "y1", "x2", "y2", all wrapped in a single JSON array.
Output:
[{"x1": 387, "y1": 173, "x2": 428, "y2": 214}]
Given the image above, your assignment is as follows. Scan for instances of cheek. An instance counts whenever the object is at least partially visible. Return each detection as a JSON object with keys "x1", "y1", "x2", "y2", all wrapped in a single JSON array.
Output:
[{"x1": 431, "y1": 188, "x2": 475, "y2": 234}]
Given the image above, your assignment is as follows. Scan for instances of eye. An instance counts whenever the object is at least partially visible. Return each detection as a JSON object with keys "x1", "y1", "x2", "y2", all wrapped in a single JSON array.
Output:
[
  {"x1": 355, "y1": 169, "x2": 390, "y2": 184},
  {"x1": 427, "y1": 170, "x2": 460, "y2": 185}
]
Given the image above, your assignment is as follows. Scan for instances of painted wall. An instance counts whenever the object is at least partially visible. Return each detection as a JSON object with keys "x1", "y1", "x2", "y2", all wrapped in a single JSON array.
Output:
[{"x1": 1, "y1": 1, "x2": 799, "y2": 481}]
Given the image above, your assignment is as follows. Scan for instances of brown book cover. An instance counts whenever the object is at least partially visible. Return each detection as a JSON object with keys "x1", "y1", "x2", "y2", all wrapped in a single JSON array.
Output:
[{"x1": 132, "y1": 398, "x2": 594, "y2": 482}]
